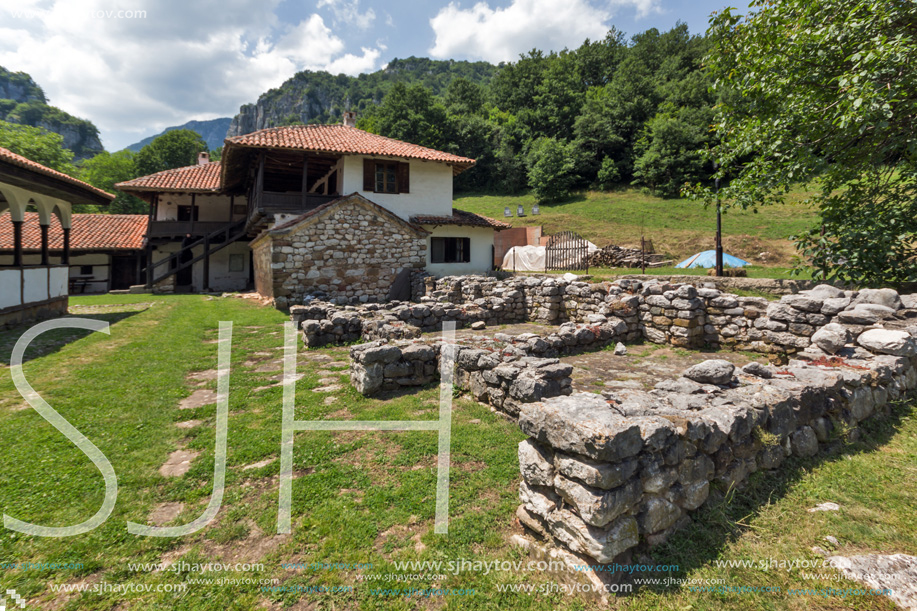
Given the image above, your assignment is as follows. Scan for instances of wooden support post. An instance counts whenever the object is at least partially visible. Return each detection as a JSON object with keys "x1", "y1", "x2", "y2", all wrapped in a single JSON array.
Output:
[
  {"x1": 190, "y1": 193, "x2": 196, "y2": 235},
  {"x1": 203, "y1": 235, "x2": 210, "y2": 293},
  {"x1": 145, "y1": 244, "x2": 153, "y2": 288},
  {"x1": 12, "y1": 220, "x2": 23, "y2": 267},
  {"x1": 40, "y1": 223, "x2": 50, "y2": 266},
  {"x1": 63, "y1": 227, "x2": 71, "y2": 265},
  {"x1": 256, "y1": 153, "x2": 265, "y2": 208},
  {"x1": 301, "y1": 154, "x2": 309, "y2": 209}
]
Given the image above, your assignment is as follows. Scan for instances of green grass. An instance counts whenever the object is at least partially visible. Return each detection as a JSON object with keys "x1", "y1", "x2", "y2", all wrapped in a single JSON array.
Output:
[
  {"x1": 0, "y1": 295, "x2": 914, "y2": 610},
  {"x1": 455, "y1": 189, "x2": 819, "y2": 268}
]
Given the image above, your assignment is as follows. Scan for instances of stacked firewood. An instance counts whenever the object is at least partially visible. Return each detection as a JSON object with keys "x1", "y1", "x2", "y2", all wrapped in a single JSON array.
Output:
[{"x1": 588, "y1": 245, "x2": 671, "y2": 268}]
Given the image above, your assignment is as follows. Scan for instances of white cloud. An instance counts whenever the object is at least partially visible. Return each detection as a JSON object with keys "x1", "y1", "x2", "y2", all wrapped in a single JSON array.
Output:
[
  {"x1": 429, "y1": 0, "x2": 658, "y2": 62},
  {"x1": 317, "y1": 0, "x2": 376, "y2": 30},
  {"x1": 0, "y1": 0, "x2": 383, "y2": 149}
]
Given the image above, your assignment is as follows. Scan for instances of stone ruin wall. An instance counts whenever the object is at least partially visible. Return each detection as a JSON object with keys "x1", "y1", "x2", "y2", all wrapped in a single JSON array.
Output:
[{"x1": 288, "y1": 275, "x2": 917, "y2": 588}]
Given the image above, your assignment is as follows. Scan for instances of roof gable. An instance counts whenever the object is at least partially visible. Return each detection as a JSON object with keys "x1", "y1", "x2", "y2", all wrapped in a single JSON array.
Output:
[
  {"x1": 115, "y1": 161, "x2": 222, "y2": 194},
  {"x1": 0, "y1": 146, "x2": 114, "y2": 205},
  {"x1": 251, "y1": 192, "x2": 428, "y2": 249}
]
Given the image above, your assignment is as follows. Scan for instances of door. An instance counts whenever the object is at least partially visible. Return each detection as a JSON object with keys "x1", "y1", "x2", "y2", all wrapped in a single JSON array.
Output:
[
  {"x1": 110, "y1": 255, "x2": 136, "y2": 290},
  {"x1": 176, "y1": 239, "x2": 194, "y2": 288}
]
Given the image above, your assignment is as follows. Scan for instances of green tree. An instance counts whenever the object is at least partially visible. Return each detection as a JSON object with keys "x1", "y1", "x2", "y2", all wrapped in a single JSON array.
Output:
[
  {"x1": 526, "y1": 137, "x2": 579, "y2": 202},
  {"x1": 695, "y1": 0, "x2": 917, "y2": 286},
  {"x1": 79, "y1": 150, "x2": 147, "y2": 214},
  {"x1": 0, "y1": 120, "x2": 76, "y2": 174},
  {"x1": 360, "y1": 82, "x2": 448, "y2": 149},
  {"x1": 134, "y1": 129, "x2": 208, "y2": 176},
  {"x1": 632, "y1": 104, "x2": 712, "y2": 197}
]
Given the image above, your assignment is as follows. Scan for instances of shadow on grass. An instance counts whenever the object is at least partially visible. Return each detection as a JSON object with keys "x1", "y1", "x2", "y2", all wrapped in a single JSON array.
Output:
[
  {"x1": 630, "y1": 400, "x2": 913, "y2": 594},
  {"x1": 0, "y1": 310, "x2": 144, "y2": 366}
]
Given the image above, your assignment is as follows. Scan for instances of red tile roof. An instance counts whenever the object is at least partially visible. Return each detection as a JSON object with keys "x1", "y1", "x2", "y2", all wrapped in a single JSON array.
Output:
[
  {"x1": 115, "y1": 161, "x2": 222, "y2": 193},
  {"x1": 225, "y1": 125, "x2": 476, "y2": 168},
  {"x1": 0, "y1": 211, "x2": 147, "y2": 251},
  {"x1": 0, "y1": 146, "x2": 115, "y2": 201},
  {"x1": 411, "y1": 208, "x2": 511, "y2": 231}
]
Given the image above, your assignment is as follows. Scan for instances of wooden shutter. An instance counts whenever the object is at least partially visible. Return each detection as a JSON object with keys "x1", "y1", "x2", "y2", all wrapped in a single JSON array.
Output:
[
  {"x1": 363, "y1": 159, "x2": 374, "y2": 191},
  {"x1": 397, "y1": 162, "x2": 410, "y2": 194}
]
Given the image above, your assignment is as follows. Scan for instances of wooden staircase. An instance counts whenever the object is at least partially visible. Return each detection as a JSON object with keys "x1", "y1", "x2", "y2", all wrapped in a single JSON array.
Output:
[{"x1": 145, "y1": 219, "x2": 248, "y2": 290}]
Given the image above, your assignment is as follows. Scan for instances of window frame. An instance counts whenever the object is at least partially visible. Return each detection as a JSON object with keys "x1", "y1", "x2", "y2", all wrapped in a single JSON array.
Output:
[
  {"x1": 430, "y1": 237, "x2": 471, "y2": 264},
  {"x1": 363, "y1": 159, "x2": 410, "y2": 194}
]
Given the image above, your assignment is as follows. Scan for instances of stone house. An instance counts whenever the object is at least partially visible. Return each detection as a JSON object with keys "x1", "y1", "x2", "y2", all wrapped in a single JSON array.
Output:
[
  {"x1": 251, "y1": 193, "x2": 429, "y2": 307},
  {"x1": 116, "y1": 115, "x2": 509, "y2": 305}
]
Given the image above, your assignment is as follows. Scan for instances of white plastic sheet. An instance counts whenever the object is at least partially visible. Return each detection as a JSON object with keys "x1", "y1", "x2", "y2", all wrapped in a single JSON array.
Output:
[{"x1": 501, "y1": 241, "x2": 598, "y2": 272}]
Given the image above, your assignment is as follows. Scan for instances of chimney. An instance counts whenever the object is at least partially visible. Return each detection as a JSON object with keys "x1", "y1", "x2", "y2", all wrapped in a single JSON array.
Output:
[
  {"x1": 342, "y1": 112, "x2": 357, "y2": 127},
  {"x1": 198, "y1": 151, "x2": 210, "y2": 165}
]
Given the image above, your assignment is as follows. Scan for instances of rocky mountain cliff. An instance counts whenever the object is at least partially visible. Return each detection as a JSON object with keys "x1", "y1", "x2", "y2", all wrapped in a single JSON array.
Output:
[
  {"x1": 228, "y1": 56, "x2": 497, "y2": 137},
  {"x1": 124, "y1": 117, "x2": 232, "y2": 152},
  {"x1": 0, "y1": 66, "x2": 104, "y2": 159}
]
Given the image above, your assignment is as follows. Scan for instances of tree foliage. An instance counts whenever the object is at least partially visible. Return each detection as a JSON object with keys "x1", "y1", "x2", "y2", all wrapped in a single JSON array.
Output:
[
  {"x1": 79, "y1": 150, "x2": 147, "y2": 214},
  {"x1": 0, "y1": 120, "x2": 77, "y2": 174},
  {"x1": 693, "y1": 0, "x2": 917, "y2": 286},
  {"x1": 361, "y1": 24, "x2": 715, "y2": 196},
  {"x1": 134, "y1": 129, "x2": 208, "y2": 177},
  {"x1": 526, "y1": 137, "x2": 579, "y2": 202}
]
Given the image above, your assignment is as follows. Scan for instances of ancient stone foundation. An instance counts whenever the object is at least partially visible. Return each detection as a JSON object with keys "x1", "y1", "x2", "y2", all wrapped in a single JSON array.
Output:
[
  {"x1": 289, "y1": 275, "x2": 917, "y2": 599},
  {"x1": 516, "y1": 344, "x2": 917, "y2": 580}
]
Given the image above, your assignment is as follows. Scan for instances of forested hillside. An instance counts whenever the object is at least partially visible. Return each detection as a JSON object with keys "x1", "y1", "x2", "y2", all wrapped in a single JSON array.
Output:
[
  {"x1": 228, "y1": 56, "x2": 497, "y2": 136},
  {"x1": 360, "y1": 25, "x2": 716, "y2": 198},
  {"x1": 0, "y1": 66, "x2": 104, "y2": 159},
  {"x1": 227, "y1": 25, "x2": 715, "y2": 199}
]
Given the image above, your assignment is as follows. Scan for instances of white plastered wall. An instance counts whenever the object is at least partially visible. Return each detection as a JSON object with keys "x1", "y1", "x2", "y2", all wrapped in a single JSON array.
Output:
[
  {"x1": 153, "y1": 240, "x2": 251, "y2": 292},
  {"x1": 423, "y1": 225, "x2": 496, "y2": 277},
  {"x1": 340, "y1": 156, "x2": 454, "y2": 220}
]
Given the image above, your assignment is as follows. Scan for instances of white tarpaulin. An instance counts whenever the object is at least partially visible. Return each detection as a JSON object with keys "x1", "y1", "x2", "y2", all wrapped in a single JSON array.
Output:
[
  {"x1": 502, "y1": 245, "x2": 545, "y2": 272},
  {"x1": 501, "y1": 241, "x2": 598, "y2": 272}
]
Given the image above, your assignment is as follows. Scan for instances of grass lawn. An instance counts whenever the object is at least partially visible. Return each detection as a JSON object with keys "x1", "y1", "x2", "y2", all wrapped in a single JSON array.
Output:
[
  {"x1": 454, "y1": 189, "x2": 819, "y2": 269},
  {"x1": 0, "y1": 295, "x2": 913, "y2": 610}
]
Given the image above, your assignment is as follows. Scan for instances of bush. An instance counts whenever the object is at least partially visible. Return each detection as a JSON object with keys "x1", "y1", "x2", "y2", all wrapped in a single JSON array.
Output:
[
  {"x1": 596, "y1": 156, "x2": 621, "y2": 190},
  {"x1": 525, "y1": 137, "x2": 578, "y2": 202}
]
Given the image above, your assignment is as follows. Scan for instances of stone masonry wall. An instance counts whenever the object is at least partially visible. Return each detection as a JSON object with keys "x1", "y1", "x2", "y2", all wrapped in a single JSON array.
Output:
[
  {"x1": 259, "y1": 202, "x2": 427, "y2": 309},
  {"x1": 516, "y1": 336, "x2": 917, "y2": 576}
]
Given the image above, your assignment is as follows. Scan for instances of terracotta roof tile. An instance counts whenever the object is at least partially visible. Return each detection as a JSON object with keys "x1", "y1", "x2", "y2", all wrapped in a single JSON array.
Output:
[
  {"x1": 226, "y1": 125, "x2": 475, "y2": 168},
  {"x1": 0, "y1": 146, "x2": 114, "y2": 201},
  {"x1": 411, "y1": 208, "x2": 511, "y2": 231},
  {"x1": 0, "y1": 211, "x2": 147, "y2": 251},
  {"x1": 115, "y1": 161, "x2": 222, "y2": 193}
]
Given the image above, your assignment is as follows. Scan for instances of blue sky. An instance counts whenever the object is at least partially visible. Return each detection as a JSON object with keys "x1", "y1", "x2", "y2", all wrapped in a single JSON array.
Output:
[{"x1": 0, "y1": 0, "x2": 749, "y2": 151}]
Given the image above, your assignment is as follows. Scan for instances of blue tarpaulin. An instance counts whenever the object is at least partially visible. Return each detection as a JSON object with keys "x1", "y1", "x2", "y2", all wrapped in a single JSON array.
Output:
[{"x1": 675, "y1": 250, "x2": 750, "y2": 269}]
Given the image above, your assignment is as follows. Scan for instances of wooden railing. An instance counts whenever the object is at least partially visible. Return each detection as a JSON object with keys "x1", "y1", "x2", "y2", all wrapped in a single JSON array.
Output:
[
  {"x1": 259, "y1": 192, "x2": 339, "y2": 213},
  {"x1": 147, "y1": 221, "x2": 232, "y2": 238}
]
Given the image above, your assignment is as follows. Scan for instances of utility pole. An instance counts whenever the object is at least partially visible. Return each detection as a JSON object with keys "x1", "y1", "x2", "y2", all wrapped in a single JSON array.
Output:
[{"x1": 714, "y1": 161, "x2": 723, "y2": 277}]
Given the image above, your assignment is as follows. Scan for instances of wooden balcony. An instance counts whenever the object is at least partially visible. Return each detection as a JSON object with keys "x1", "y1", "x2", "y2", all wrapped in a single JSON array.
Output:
[
  {"x1": 259, "y1": 192, "x2": 340, "y2": 214},
  {"x1": 147, "y1": 221, "x2": 233, "y2": 238}
]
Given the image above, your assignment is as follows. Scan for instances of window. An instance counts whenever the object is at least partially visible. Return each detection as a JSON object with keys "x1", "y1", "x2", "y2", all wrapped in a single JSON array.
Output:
[
  {"x1": 363, "y1": 159, "x2": 409, "y2": 194},
  {"x1": 177, "y1": 205, "x2": 199, "y2": 221},
  {"x1": 376, "y1": 162, "x2": 398, "y2": 193},
  {"x1": 228, "y1": 253, "x2": 245, "y2": 272},
  {"x1": 79, "y1": 265, "x2": 93, "y2": 276},
  {"x1": 431, "y1": 237, "x2": 470, "y2": 264}
]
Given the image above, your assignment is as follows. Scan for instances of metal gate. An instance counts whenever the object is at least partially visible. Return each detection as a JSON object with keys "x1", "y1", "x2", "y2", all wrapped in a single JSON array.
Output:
[{"x1": 545, "y1": 231, "x2": 590, "y2": 272}]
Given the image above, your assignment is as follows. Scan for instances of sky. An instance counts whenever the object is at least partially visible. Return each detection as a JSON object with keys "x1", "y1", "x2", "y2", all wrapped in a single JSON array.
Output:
[{"x1": 0, "y1": 0, "x2": 750, "y2": 151}]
